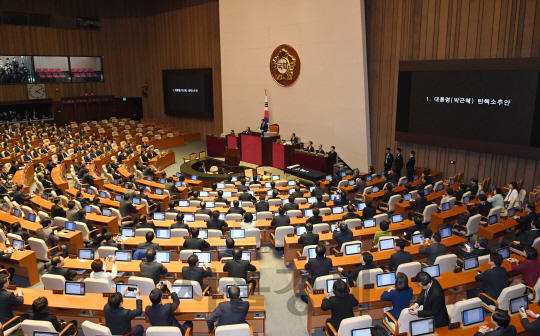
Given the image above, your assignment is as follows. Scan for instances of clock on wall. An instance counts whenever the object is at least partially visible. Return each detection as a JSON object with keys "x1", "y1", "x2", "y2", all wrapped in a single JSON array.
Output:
[{"x1": 27, "y1": 84, "x2": 46, "y2": 100}]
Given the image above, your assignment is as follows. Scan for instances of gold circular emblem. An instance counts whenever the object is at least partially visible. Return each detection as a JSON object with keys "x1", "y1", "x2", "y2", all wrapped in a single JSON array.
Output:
[{"x1": 270, "y1": 44, "x2": 301, "y2": 87}]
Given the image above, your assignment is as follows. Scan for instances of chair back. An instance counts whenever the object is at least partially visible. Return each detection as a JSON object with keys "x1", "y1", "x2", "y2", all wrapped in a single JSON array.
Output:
[
  {"x1": 448, "y1": 197, "x2": 457, "y2": 208},
  {"x1": 287, "y1": 210, "x2": 302, "y2": 218},
  {"x1": 74, "y1": 221, "x2": 91, "y2": 242},
  {"x1": 171, "y1": 228, "x2": 189, "y2": 238},
  {"x1": 245, "y1": 228, "x2": 261, "y2": 248},
  {"x1": 28, "y1": 238, "x2": 50, "y2": 261},
  {"x1": 173, "y1": 279, "x2": 204, "y2": 297},
  {"x1": 179, "y1": 249, "x2": 201, "y2": 261},
  {"x1": 195, "y1": 214, "x2": 210, "y2": 221},
  {"x1": 464, "y1": 214, "x2": 482, "y2": 236},
  {"x1": 7, "y1": 233, "x2": 22, "y2": 242},
  {"x1": 84, "y1": 278, "x2": 113, "y2": 293},
  {"x1": 208, "y1": 229, "x2": 222, "y2": 238},
  {"x1": 215, "y1": 324, "x2": 251, "y2": 336},
  {"x1": 95, "y1": 246, "x2": 118, "y2": 259},
  {"x1": 448, "y1": 298, "x2": 482, "y2": 323},
  {"x1": 135, "y1": 228, "x2": 153, "y2": 237},
  {"x1": 128, "y1": 276, "x2": 156, "y2": 296},
  {"x1": 189, "y1": 200, "x2": 201, "y2": 207},
  {"x1": 268, "y1": 199, "x2": 281, "y2": 207},
  {"x1": 318, "y1": 208, "x2": 331, "y2": 216},
  {"x1": 225, "y1": 214, "x2": 243, "y2": 221},
  {"x1": 337, "y1": 180, "x2": 348, "y2": 190},
  {"x1": 313, "y1": 274, "x2": 342, "y2": 292},
  {"x1": 301, "y1": 245, "x2": 318, "y2": 257},
  {"x1": 386, "y1": 195, "x2": 401, "y2": 212},
  {"x1": 374, "y1": 213, "x2": 388, "y2": 226},
  {"x1": 422, "y1": 204, "x2": 438, "y2": 223},
  {"x1": 81, "y1": 321, "x2": 113, "y2": 336},
  {"x1": 344, "y1": 218, "x2": 362, "y2": 229},
  {"x1": 218, "y1": 277, "x2": 246, "y2": 294},
  {"x1": 530, "y1": 277, "x2": 540, "y2": 303},
  {"x1": 146, "y1": 327, "x2": 182, "y2": 336},
  {"x1": 395, "y1": 262, "x2": 422, "y2": 280},
  {"x1": 341, "y1": 241, "x2": 362, "y2": 255},
  {"x1": 257, "y1": 211, "x2": 272, "y2": 219},
  {"x1": 433, "y1": 181, "x2": 442, "y2": 192},
  {"x1": 0, "y1": 230, "x2": 5, "y2": 244},
  {"x1": 356, "y1": 268, "x2": 384, "y2": 287},
  {"x1": 42, "y1": 274, "x2": 66, "y2": 290},
  {"x1": 478, "y1": 254, "x2": 490, "y2": 264},
  {"x1": 21, "y1": 320, "x2": 57, "y2": 336},
  {"x1": 398, "y1": 176, "x2": 407, "y2": 186},
  {"x1": 488, "y1": 207, "x2": 503, "y2": 220},
  {"x1": 496, "y1": 284, "x2": 526, "y2": 311},
  {"x1": 395, "y1": 307, "x2": 423, "y2": 334},
  {"x1": 337, "y1": 315, "x2": 372, "y2": 336},
  {"x1": 312, "y1": 223, "x2": 330, "y2": 234},
  {"x1": 532, "y1": 237, "x2": 540, "y2": 250},
  {"x1": 294, "y1": 197, "x2": 307, "y2": 204},
  {"x1": 434, "y1": 254, "x2": 457, "y2": 273},
  {"x1": 274, "y1": 226, "x2": 294, "y2": 247}
]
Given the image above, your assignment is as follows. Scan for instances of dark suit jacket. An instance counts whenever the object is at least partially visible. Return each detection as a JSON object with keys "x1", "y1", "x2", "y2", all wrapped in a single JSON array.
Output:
[
  {"x1": 119, "y1": 200, "x2": 136, "y2": 217},
  {"x1": 137, "y1": 241, "x2": 161, "y2": 251},
  {"x1": 0, "y1": 289, "x2": 24, "y2": 324},
  {"x1": 140, "y1": 260, "x2": 168, "y2": 284},
  {"x1": 419, "y1": 242, "x2": 446, "y2": 265},
  {"x1": 298, "y1": 232, "x2": 319, "y2": 247},
  {"x1": 470, "y1": 202, "x2": 493, "y2": 218},
  {"x1": 183, "y1": 238, "x2": 210, "y2": 250},
  {"x1": 207, "y1": 218, "x2": 228, "y2": 231},
  {"x1": 171, "y1": 222, "x2": 189, "y2": 229},
  {"x1": 384, "y1": 153, "x2": 394, "y2": 168},
  {"x1": 474, "y1": 325, "x2": 517, "y2": 336},
  {"x1": 476, "y1": 266, "x2": 508, "y2": 304},
  {"x1": 321, "y1": 294, "x2": 359, "y2": 331},
  {"x1": 271, "y1": 214, "x2": 290, "y2": 228},
  {"x1": 394, "y1": 154, "x2": 404, "y2": 171},
  {"x1": 340, "y1": 263, "x2": 377, "y2": 282},
  {"x1": 207, "y1": 299, "x2": 249, "y2": 331},
  {"x1": 311, "y1": 187, "x2": 326, "y2": 197},
  {"x1": 284, "y1": 202, "x2": 299, "y2": 211},
  {"x1": 259, "y1": 122, "x2": 269, "y2": 132},
  {"x1": 306, "y1": 215, "x2": 324, "y2": 225},
  {"x1": 517, "y1": 229, "x2": 540, "y2": 247},
  {"x1": 305, "y1": 256, "x2": 333, "y2": 286},
  {"x1": 48, "y1": 265, "x2": 77, "y2": 281},
  {"x1": 354, "y1": 181, "x2": 367, "y2": 194},
  {"x1": 30, "y1": 313, "x2": 66, "y2": 332},
  {"x1": 228, "y1": 207, "x2": 246, "y2": 215},
  {"x1": 255, "y1": 201, "x2": 269, "y2": 212},
  {"x1": 13, "y1": 190, "x2": 30, "y2": 204},
  {"x1": 135, "y1": 221, "x2": 156, "y2": 230},
  {"x1": 406, "y1": 157, "x2": 416, "y2": 172},
  {"x1": 388, "y1": 250, "x2": 412, "y2": 272},
  {"x1": 223, "y1": 259, "x2": 256, "y2": 281},
  {"x1": 145, "y1": 292, "x2": 185, "y2": 330},
  {"x1": 410, "y1": 196, "x2": 428, "y2": 214},
  {"x1": 516, "y1": 212, "x2": 540, "y2": 231},
  {"x1": 292, "y1": 191, "x2": 304, "y2": 199},
  {"x1": 309, "y1": 201, "x2": 327, "y2": 209},
  {"x1": 381, "y1": 190, "x2": 396, "y2": 204},
  {"x1": 104, "y1": 298, "x2": 143, "y2": 335},
  {"x1": 182, "y1": 265, "x2": 212, "y2": 288},
  {"x1": 342, "y1": 212, "x2": 361, "y2": 221},
  {"x1": 362, "y1": 206, "x2": 377, "y2": 219},
  {"x1": 520, "y1": 317, "x2": 540, "y2": 336},
  {"x1": 195, "y1": 208, "x2": 212, "y2": 216},
  {"x1": 416, "y1": 279, "x2": 449, "y2": 327},
  {"x1": 332, "y1": 229, "x2": 354, "y2": 251}
]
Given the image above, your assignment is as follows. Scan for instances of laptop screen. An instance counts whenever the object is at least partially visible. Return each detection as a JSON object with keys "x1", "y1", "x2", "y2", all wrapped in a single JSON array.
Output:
[
  {"x1": 184, "y1": 214, "x2": 195, "y2": 222},
  {"x1": 325, "y1": 175, "x2": 332, "y2": 181},
  {"x1": 296, "y1": 226, "x2": 307, "y2": 236},
  {"x1": 115, "y1": 250, "x2": 132, "y2": 262},
  {"x1": 441, "y1": 202, "x2": 450, "y2": 211},
  {"x1": 44, "y1": 193, "x2": 49, "y2": 201},
  {"x1": 272, "y1": 175, "x2": 280, "y2": 180},
  {"x1": 115, "y1": 195, "x2": 122, "y2": 201},
  {"x1": 357, "y1": 202, "x2": 366, "y2": 210},
  {"x1": 340, "y1": 172, "x2": 346, "y2": 177},
  {"x1": 372, "y1": 186, "x2": 379, "y2": 193},
  {"x1": 27, "y1": 213, "x2": 36, "y2": 222},
  {"x1": 13, "y1": 209, "x2": 20, "y2": 217},
  {"x1": 376, "y1": 272, "x2": 396, "y2": 287},
  {"x1": 2, "y1": 204, "x2": 7, "y2": 212},
  {"x1": 462, "y1": 307, "x2": 484, "y2": 326},
  {"x1": 34, "y1": 332, "x2": 58, "y2": 336},
  {"x1": 122, "y1": 228, "x2": 135, "y2": 237},
  {"x1": 266, "y1": 190, "x2": 273, "y2": 196},
  {"x1": 78, "y1": 248, "x2": 94, "y2": 260},
  {"x1": 199, "y1": 191, "x2": 209, "y2": 197},
  {"x1": 155, "y1": 188, "x2": 163, "y2": 195},
  {"x1": 344, "y1": 243, "x2": 362, "y2": 255},
  {"x1": 87, "y1": 188, "x2": 93, "y2": 195},
  {"x1": 65, "y1": 281, "x2": 85, "y2": 295},
  {"x1": 100, "y1": 191, "x2": 107, "y2": 198},
  {"x1": 414, "y1": 174, "x2": 419, "y2": 181},
  {"x1": 438, "y1": 183, "x2": 444, "y2": 191},
  {"x1": 216, "y1": 183, "x2": 225, "y2": 189},
  {"x1": 366, "y1": 175, "x2": 372, "y2": 182},
  {"x1": 191, "y1": 175, "x2": 197, "y2": 181},
  {"x1": 402, "y1": 178, "x2": 408, "y2": 184},
  {"x1": 65, "y1": 222, "x2": 76, "y2": 231},
  {"x1": 153, "y1": 212, "x2": 165, "y2": 221},
  {"x1": 281, "y1": 198, "x2": 289, "y2": 205},
  {"x1": 226, "y1": 284, "x2": 249, "y2": 299},
  {"x1": 230, "y1": 229, "x2": 245, "y2": 239},
  {"x1": 332, "y1": 206, "x2": 344, "y2": 215},
  {"x1": 288, "y1": 189, "x2": 295, "y2": 195},
  {"x1": 379, "y1": 238, "x2": 394, "y2": 251},
  {"x1": 308, "y1": 248, "x2": 324, "y2": 258},
  {"x1": 497, "y1": 247, "x2": 510, "y2": 259},
  {"x1": 155, "y1": 251, "x2": 171, "y2": 263},
  {"x1": 510, "y1": 295, "x2": 529, "y2": 314},
  {"x1": 132, "y1": 198, "x2": 141, "y2": 205},
  {"x1": 194, "y1": 252, "x2": 211, "y2": 264},
  {"x1": 489, "y1": 214, "x2": 498, "y2": 225},
  {"x1": 223, "y1": 191, "x2": 232, "y2": 198},
  {"x1": 507, "y1": 208, "x2": 515, "y2": 217},
  {"x1": 463, "y1": 256, "x2": 479, "y2": 270},
  {"x1": 116, "y1": 284, "x2": 137, "y2": 298},
  {"x1": 159, "y1": 178, "x2": 166, "y2": 184},
  {"x1": 304, "y1": 209, "x2": 314, "y2": 218},
  {"x1": 241, "y1": 251, "x2": 252, "y2": 262},
  {"x1": 424, "y1": 188, "x2": 430, "y2": 196},
  {"x1": 363, "y1": 219, "x2": 375, "y2": 228},
  {"x1": 392, "y1": 214, "x2": 403, "y2": 224},
  {"x1": 348, "y1": 180, "x2": 355, "y2": 186},
  {"x1": 403, "y1": 193, "x2": 411, "y2": 201},
  {"x1": 178, "y1": 200, "x2": 189, "y2": 207},
  {"x1": 231, "y1": 176, "x2": 238, "y2": 182},
  {"x1": 264, "y1": 182, "x2": 272, "y2": 188},
  {"x1": 206, "y1": 201, "x2": 215, "y2": 208},
  {"x1": 288, "y1": 180, "x2": 296, "y2": 186},
  {"x1": 156, "y1": 229, "x2": 171, "y2": 239},
  {"x1": 422, "y1": 265, "x2": 440, "y2": 278},
  {"x1": 85, "y1": 205, "x2": 92, "y2": 213},
  {"x1": 331, "y1": 193, "x2": 340, "y2": 201},
  {"x1": 171, "y1": 285, "x2": 193, "y2": 299},
  {"x1": 439, "y1": 227, "x2": 451, "y2": 238},
  {"x1": 326, "y1": 278, "x2": 347, "y2": 293},
  {"x1": 351, "y1": 328, "x2": 372, "y2": 336},
  {"x1": 411, "y1": 233, "x2": 424, "y2": 245},
  {"x1": 462, "y1": 196, "x2": 470, "y2": 204},
  {"x1": 12, "y1": 239, "x2": 24, "y2": 251},
  {"x1": 197, "y1": 229, "x2": 208, "y2": 239},
  {"x1": 410, "y1": 317, "x2": 435, "y2": 336},
  {"x1": 114, "y1": 180, "x2": 119, "y2": 186}
]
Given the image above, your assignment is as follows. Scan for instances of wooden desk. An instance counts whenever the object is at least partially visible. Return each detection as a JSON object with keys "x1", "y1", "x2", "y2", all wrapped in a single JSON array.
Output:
[
  {"x1": 394, "y1": 189, "x2": 447, "y2": 215},
  {"x1": 292, "y1": 151, "x2": 335, "y2": 175},
  {"x1": 9, "y1": 288, "x2": 266, "y2": 335},
  {"x1": 477, "y1": 216, "x2": 523, "y2": 247},
  {"x1": 65, "y1": 188, "x2": 148, "y2": 214},
  {"x1": 136, "y1": 179, "x2": 189, "y2": 200},
  {"x1": 150, "y1": 151, "x2": 176, "y2": 170},
  {"x1": 0, "y1": 243, "x2": 40, "y2": 286},
  {"x1": 292, "y1": 235, "x2": 468, "y2": 294},
  {"x1": 51, "y1": 166, "x2": 69, "y2": 194},
  {"x1": 430, "y1": 205, "x2": 467, "y2": 233}
]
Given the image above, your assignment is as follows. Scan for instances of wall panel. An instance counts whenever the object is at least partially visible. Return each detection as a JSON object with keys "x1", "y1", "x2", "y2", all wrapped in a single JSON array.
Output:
[{"x1": 366, "y1": 0, "x2": 540, "y2": 192}]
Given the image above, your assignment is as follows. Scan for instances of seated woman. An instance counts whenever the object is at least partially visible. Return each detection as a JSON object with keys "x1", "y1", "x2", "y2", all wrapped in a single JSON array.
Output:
[
  {"x1": 90, "y1": 257, "x2": 118, "y2": 290},
  {"x1": 31, "y1": 296, "x2": 78, "y2": 335},
  {"x1": 241, "y1": 212, "x2": 256, "y2": 229},
  {"x1": 508, "y1": 247, "x2": 540, "y2": 287},
  {"x1": 321, "y1": 279, "x2": 359, "y2": 332},
  {"x1": 380, "y1": 272, "x2": 413, "y2": 321}
]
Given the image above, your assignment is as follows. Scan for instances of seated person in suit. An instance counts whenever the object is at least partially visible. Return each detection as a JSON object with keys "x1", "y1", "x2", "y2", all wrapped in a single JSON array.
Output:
[
  {"x1": 362, "y1": 199, "x2": 377, "y2": 219},
  {"x1": 236, "y1": 178, "x2": 249, "y2": 192},
  {"x1": 219, "y1": 237, "x2": 235, "y2": 259},
  {"x1": 207, "y1": 285, "x2": 250, "y2": 332},
  {"x1": 227, "y1": 200, "x2": 246, "y2": 215},
  {"x1": 502, "y1": 219, "x2": 540, "y2": 249},
  {"x1": 469, "y1": 194, "x2": 492, "y2": 218},
  {"x1": 479, "y1": 309, "x2": 517, "y2": 336},
  {"x1": 377, "y1": 175, "x2": 389, "y2": 191},
  {"x1": 466, "y1": 178, "x2": 479, "y2": 197},
  {"x1": 454, "y1": 183, "x2": 467, "y2": 202},
  {"x1": 171, "y1": 213, "x2": 189, "y2": 229},
  {"x1": 182, "y1": 254, "x2": 212, "y2": 291},
  {"x1": 269, "y1": 189, "x2": 280, "y2": 200},
  {"x1": 452, "y1": 236, "x2": 491, "y2": 262},
  {"x1": 315, "y1": 144, "x2": 325, "y2": 154},
  {"x1": 306, "y1": 207, "x2": 323, "y2": 225},
  {"x1": 387, "y1": 168, "x2": 400, "y2": 186},
  {"x1": 195, "y1": 201, "x2": 212, "y2": 216},
  {"x1": 332, "y1": 222, "x2": 354, "y2": 251},
  {"x1": 381, "y1": 272, "x2": 415, "y2": 322},
  {"x1": 241, "y1": 127, "x2": 251, "y2": 134},
  {"x1": 514, "y1": 203, "x2": 539, "y2": 232},
  {"x1": 223, "y1": 247, "x2": 257, "y2": 290},
  {"x1": 137, "y1": 231, "x2": 161, "y2": 251},
  {"x1": 146, "y1": 282, "x2": 193, "y2": 335},
  {"x1": 333, "y1": 190, "x2": 349, "y2": 207},
  {"x1": 404, "y1": 215, "x2": 432, "y2": 241},
  {"x1": 373, "y1": 220, "x2": 392, "y2": 245},
  {"x1": 338, "y1": 252, "x2": 377, "y2": 286},
  {"x1": 30, "y1": 297, "x2": 78, "y2": 334},
  {"x1": 51, "y1": 197, "x2": 67, "y2": 218},
  {"x1": 255, "y1": 195, "x2": 269, "y2": 212},
  {"x1": 214, "y1": 190, "x2": 228, "y2": 204},
  {"x1": 239, "y1": 187, "x2": 256, "y2": 202},
  {"x1": 311, "y1": 181, "x2": 325, "y2": 197},
  {"x1": 189, "y1": 191, "x2": 203, "y2": 202},
  {"x1": 519, "y1": 307, "x2": 540, "y2": 336},
  {"x1": 440, "y1": 188, "x2": 454, "y2": 205},
  {"x1": 47, "y1": 256, "x2": 76, "y2": 281},
  {"x1": 466, "y1": 253, "x2": 508, "y2": 305},
  {"x1": 321, "y1": 279, "x2": 359, "y2": 332},
  {"x1": 241, "y1": 212, "x2": 256, "y2": 229},
  {"x1": 9, "y1": 222, "x2": 29, "y2": 243},
  {"x1": 140, "y1": 249, "x2": 168, "y2": 285},
  {"x1": 104, "y1": 289, "x2": 144, "y2": 336},
  {"x1": 450, "y1": 205, "x2": 477, "y2": 231},
  {"x1": 419, "y1": 232, "x2": 445, "y2": 265},
  {"x1": 298, "y1": 223, "x2": 319, "y2": 247},
  {"x1": 165, "y1": 201, "x2": 180, "y2": 213},
  {"x1": 100, "y1": 232, "x2": 122, "y2": 248},
  {"x1": 284, "y1": 195, "x2": 299, "y2": 211},
  {"x1": 271, "y1": 206, "x2": 290, "y2": 229},
  {"x1": 388, "y1": 239, "x2": 412, "y2": 272},
  {"x1": 409, "y1": 271, "x2": 449, "y2": 328},
  {"x1": 309, "y1": 194, "x2": 326, "y2": 209},
  {"x1": 408, "y1": 189, "x2": 428, "y2": 220},
  {"x1": 379, "y1": 184, "x2": 397, "y2": 209},
  {"x1": 291, "y1": 186, "x2": 304, "y2": 199},
  {"x1": 353, "y1": 175, "x2": 367, "y2": 194},
  {"x1": 302, "y1": 244, "x2": 333, "y2": 303},
  {"x1": 508, "y1": 246, "x2": 540, "y2": 287},
  {"x1": 135, "y1": 214, "x2": 156, "y2": 230},
  {"x1": 207, "y1": 210, "x2": 228, "y2": 232},
  {"x1": 183, "y1": 228, "x2": 210, "y2": 250},
  {"x1": 342, "y1": 204, "x2": 361, "y2": 220},
  {"x1": 77, "y1": 209, "x2": 94, "y2": 232}
]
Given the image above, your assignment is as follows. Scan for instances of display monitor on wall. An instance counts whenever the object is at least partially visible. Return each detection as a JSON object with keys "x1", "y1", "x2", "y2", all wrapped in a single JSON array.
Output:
[
  {"x1": 162, "y1": 68, "x2": 214, "y2": 120},
  {"x1": 395, "y1": 58, "x2": 540, "y2": 160}
]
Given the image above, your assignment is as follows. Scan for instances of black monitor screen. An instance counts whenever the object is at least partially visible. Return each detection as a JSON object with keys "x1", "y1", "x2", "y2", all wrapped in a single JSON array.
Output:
[{"x1": 162, "y1": 68, "x2": 214, "y2": 120}]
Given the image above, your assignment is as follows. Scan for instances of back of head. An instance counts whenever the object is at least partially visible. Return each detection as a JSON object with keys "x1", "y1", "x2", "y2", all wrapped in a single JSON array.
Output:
[
  {"x1": 492, "y1": 309, "x2": 511, "y2": 327},
  {"x1": 168, "y1": 201, "x2": 175, "y2": 209},
  {"x1": 108, "y1": 292, "x2": 123, "y2": 309},
  {"x1": 371, "y1": 325, "x2": 389, "y2": 336},
  {"x1": 200, "y1": 201, "x2": 206, "y2": 209},
  {"x1": 415, "y1": 271, "x2": 431, "y2": 286},
  {"x1": 218, "y1": 190, "x2": 223, "y2": 197},
  {"x1": 228, "y1": 284, "x2": 240, "y2": 299},
  {"x1": 316, "y1": 194, "x2": 323, "y2": 202},
  {"x1": 212, "y1": 210, "x2": 220, "y2": 219},
  {"x1": 146, "y1": 248, "x2": 156, "y2": 262},
  {"x1": 313, "y1": 207, "x2": 320, "y2": 216},
  {"x1": 477, "y1": 236, "x2": 488, "y2": 248},
  {"x1": 233, "y1": 200, "x2": 240, "y2": 208},
  {"x1": 225, "y1": 237, "x2": 235, "y2": 249},
  {"x1": 315, "y1": 244, "x2": 326, "y2": 257},
  {"x1": 149, "y1": 288, "x2": 163, "y2": 304},
  {"x1": 413, "y1": 215, "x2": 423, "y2": 226},
  {"x1": 490, "y1": 252, "x2": 503, "y2": 267},
  {"x1": 339, "y1": 222, "x2": 348, "y2": 232},
  {"x1": 67, "y1": 201, "x2": 75, "y2": 209},
  {"x1": 188, "y1": 254, "x2": 198, "y2": 267},
  {"x1": 146, "y1": 231, "x2": 154, "y2": 242},
  {"x1": 432, "y1": 232, "x2": 441, "y2": 243},
  {"x1": 495, "y1": 187, "x2": 503, "y2": 195},
  {"x1": 305, "y1": 223, "x2": 313, "y2": 232},
  {"x1": 362, "y1": 252, "x2": 373, "y2": 264},
  {"x1": 123, "y1": 193, "x2": 130, "y2": 201},
  {"x1": 365, "y1": 199, "x2": 373, "y2": 207},
  {"x1": 176, "y1": 213, "x2": 184, "y2": 222},
  {"x1": 244, "y1": 212, "x2": 253, "y2": 222},
  {"x1": 446, "y1": 188, "x2": 454, "y2": 195},
  {"x1": 288, "y1": 195, "x2": 294, "y2": 202},
  {"x1": 347, "y1": 204, "x2": 355, "y2": 213},
  {"x1": 524, "y1": 246, "x2": 538, "y2": 260},
  {"x1": 32, "y1": 296, "x2": 48, "y2": 315},
  {"x1": 191, "y1": 227, "x2": 200, "y2": 238},
  {"x1": 396, "y1": 239, "x2": 406, "y2": 250},
  {"x1": 51, "y1": 256, "x2": 62, "y2": 267},
  {"x1": 77, "y1": 209, "x2": 86, "y2": 217},
  {"x1": 332, "y1": 279, "x2": 349, "y2": 297},
  {"x1": 478, "y1": 194, "x2": 487, "y2": 202},
  {"x1": 232, "y1": 246, "x2": 242, "y2": 260},
  {"x1": 380, "y1": 220, "x2": 390, "y2": 232},
  {"x1": 278, "y1": 206, "x2": 286, "y2": 215}
]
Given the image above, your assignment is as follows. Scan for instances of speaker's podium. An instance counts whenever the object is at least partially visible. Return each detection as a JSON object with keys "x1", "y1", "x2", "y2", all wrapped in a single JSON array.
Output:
[
  {"x1": 240, "y1": 131, "x2": 279, "y2": 166},
  {"x1": 225, "y1": 147, "x2": 240, "y2": 166}
]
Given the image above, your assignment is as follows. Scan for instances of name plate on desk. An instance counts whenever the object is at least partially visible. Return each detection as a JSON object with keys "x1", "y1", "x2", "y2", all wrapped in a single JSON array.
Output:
[
  {"x1": 162, "y1": 294, "x2": 169, "y2": 299},
  {"x1": 182, "y1": 260, "x2": 189, "y2": 263},
  {"x1": 324, "y1": 213, "x2": 330, "y2": 216},
  {"x1": 287, "y1": 233, "x2": 295, "y2": 237},
  {"x1": 370, "y1": 247, "x2": 378, "y2": 252},
  {"x1": 220, "y1": 236, "x2": 228, "y2": 239},
  {"x1": 52, "y1": 289, "x2": 64, "y2": 294},
  {"x1": 453, "y1": 267, "x2": 462, "y2": 273},
  {"x1": 448, "y1": 322, "x2": 461, "y2": 330},
  {"x1": 68, "y1": 255, "x2": 77, "y2": 259},
  {"x1": 298, "y1": 256, "x2": 307, "y2": 261},
  {"x1": 334, "y1": 252, "x2": 343, "y2": 257},
  {"x1": 7, "y1": 285, "x2": 16, "y2": 290},
  {"x1": 213, "y1": 294, "x2": 224, "y2": 299},
  {"x1": 313, "y1": 289, "x2": 324, "y2": 295},
  {"x1": 354, "y1": 226, "x2": 362, "y2": 230},
  {"x1": 363, "y1": 283, "x2": 374, "y2": 289},
  {"x1": 296, "y1": 216, "x2": 302, "y2": 219},
  {"x1": 253, "y1": 312, "x2": 265, "y2": 318},
  {"x1": 235, "y1": 219, "x2": 242, "y2": 222},
  {"x1": 222, "y1": 259, "x2": 228, "y2": 263},
  {"x1": 103, "y1": 292, "x2": 114, "y2": 297},
  {"x1": 266, "y1": 217, "x2": 272, "y2": 221},
  {"x1": 321, "y1": 230, "x2": 330, "y2": 234},
  {"x1": 183, "y1": 236, "x2": 190, "y2": 239}
]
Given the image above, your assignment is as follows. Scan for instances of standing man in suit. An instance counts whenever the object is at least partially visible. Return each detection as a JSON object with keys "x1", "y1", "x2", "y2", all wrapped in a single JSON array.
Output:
[
  {"x1": 305, "y1": 141, "x2": 315, "y2": 152},
  {"x1": 418, "y1": 233, "x2": 445, "y2": 265},
  {"x1": 223, "y1": 247, "x2": 257, "y2": 290},
  {"x1": 388, "y1": 239, "x2": 412, "y2": 272},
  {"x1": 104, "y1": 289, "x2": 144, "y2": 336},
  {"x1": 140, "y1": 249, "x2": 168, "y2": 285},
  {"x1": 145, "y1": 282, "x2": 193, "y2": 335},
  {"x1": 406, "y1": 150, "x2": 416, "y2": 181},
  {"x1": 182, "y1": 254, "x2": 212, "y2": 291},
  {"x1": 290, "y1": 133, "x2": 298, "y2": 144},
  {"x1": 207, "y1": 285, "x2": 250, "y2": 332},
  {"x1": 409, "y1": 271, "x2": 449, "y2": 328},
  {"x1": 477, "y1": 309, "x2": 517, "y2": 336},
  {"x1": 467, "y1": 253, "x2": 508, "y2": 305},
  {"x1": 259, "y1": 119, "x2": 268, "y2": 133},
  {"x1": 298, "y1": 223, "x2": 319, "y2": 247},
  {"x1": 394, "y1": 148, "x2": 404, "y2": 178},
  {"x1": 384, "y1": 148, "x2": 394, "y2": 176}
]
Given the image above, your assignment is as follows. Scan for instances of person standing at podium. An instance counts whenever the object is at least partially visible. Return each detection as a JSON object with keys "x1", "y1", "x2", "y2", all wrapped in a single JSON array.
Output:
[
  {"x1": 259, "y1": 119, "x2": 268, "y2": 133},
  {"x1": 241, "y1": 127, "x2": 251, "y2": 135},
  {"x1": 290, "y1": 133, "x2": 298, "y2": 144},
  {"x1": 305, "y1": 141, "x2": 315, "y2": 152}
]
